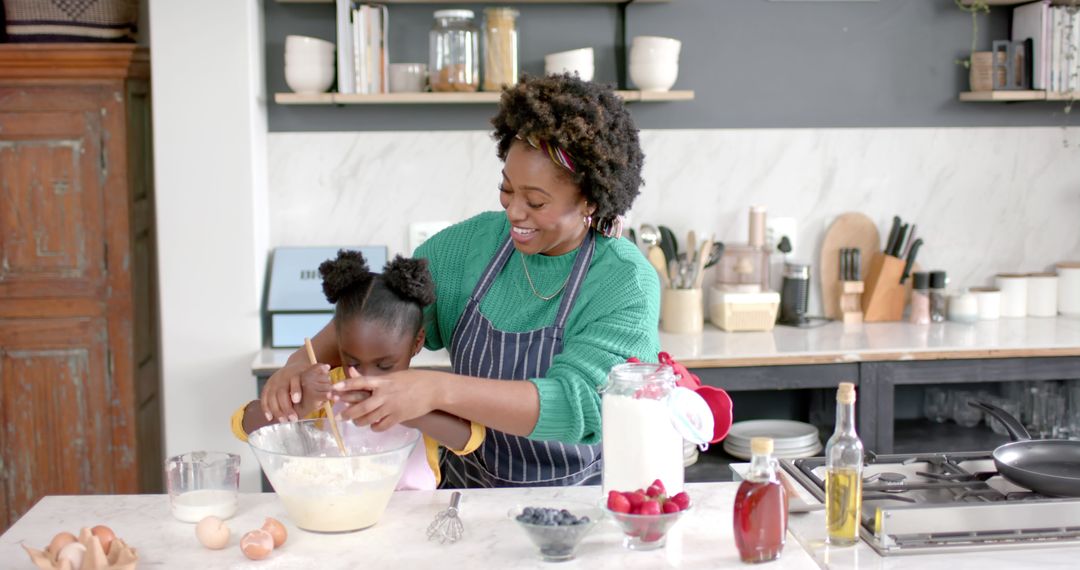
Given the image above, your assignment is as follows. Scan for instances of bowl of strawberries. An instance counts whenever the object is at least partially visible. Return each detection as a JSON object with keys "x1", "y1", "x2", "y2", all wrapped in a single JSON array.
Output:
[{"x1": 604, "y1": 479, "x2": 691, "y2": 550}]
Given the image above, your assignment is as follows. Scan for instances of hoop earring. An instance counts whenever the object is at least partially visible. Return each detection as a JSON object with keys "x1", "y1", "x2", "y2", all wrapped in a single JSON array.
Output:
[{"x1": 583, "y1": 214, "x2": 593, "y2": 228}]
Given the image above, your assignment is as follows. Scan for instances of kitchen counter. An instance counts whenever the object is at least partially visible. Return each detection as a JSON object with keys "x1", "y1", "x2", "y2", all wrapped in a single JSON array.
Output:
[
  {"x1": 6, "y1": 483, "x2": 1079, "y2": 569},
  {"x1": 2, "y1": 484, "x2": 820, "y2": 569},
  {"x1": 252, "y1": 317, "x2": 1080, "y2": 374}
]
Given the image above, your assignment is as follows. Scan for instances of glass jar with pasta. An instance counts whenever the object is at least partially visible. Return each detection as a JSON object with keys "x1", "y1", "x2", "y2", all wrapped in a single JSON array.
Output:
[{"x1": 482, "y1": 7, "x2": 519, "y2": 91}]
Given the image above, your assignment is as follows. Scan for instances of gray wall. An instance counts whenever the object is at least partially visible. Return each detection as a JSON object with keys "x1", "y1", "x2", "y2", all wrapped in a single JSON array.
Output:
[{"x1": 266, "y1": 0, "x2": 1076, "y2": 131}]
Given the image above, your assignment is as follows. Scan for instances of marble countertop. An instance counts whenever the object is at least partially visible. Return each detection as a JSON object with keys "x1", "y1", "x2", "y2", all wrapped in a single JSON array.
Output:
[
  {"x1": 2, "y1": 484, "x2": 820, "y2": 569},
  {"x1": 6, "y1": 483, "x2": 1079, "y2": 569},
  {"x1": 252, "y1": 317, "x2": 1080, "y2": 373}
]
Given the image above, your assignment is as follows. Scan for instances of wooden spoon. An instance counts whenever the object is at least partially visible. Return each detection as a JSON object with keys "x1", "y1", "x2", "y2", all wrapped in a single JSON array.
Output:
[
  {"x1": 692, "y1": 238, "x2": 713, "y2": 290},
  {"x1": 305, "y1": 337, "x2": 347, "y2": 456},
  {"x1": 647, "y1": 246, "x2": 671, "y2": 288}
]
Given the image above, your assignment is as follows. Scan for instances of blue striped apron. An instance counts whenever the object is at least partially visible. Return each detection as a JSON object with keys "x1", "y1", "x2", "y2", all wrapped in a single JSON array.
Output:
[{"x1": 439, "y1": 230, "x2": 603, "y2": 488}]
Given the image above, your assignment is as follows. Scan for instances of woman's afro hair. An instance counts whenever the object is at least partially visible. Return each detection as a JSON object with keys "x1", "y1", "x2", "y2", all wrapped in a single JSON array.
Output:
[{"x1": 491, "y1": 73, "x2": 645, "y2": 220}]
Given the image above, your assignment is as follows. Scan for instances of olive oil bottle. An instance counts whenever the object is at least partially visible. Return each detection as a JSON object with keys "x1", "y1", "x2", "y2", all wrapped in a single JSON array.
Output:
[{"x1": 825, "y1": 382, "x2": 863, "y2": 546}]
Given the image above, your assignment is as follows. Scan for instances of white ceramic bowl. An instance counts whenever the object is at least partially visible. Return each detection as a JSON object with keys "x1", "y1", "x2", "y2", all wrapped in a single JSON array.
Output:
[
  {"x1": 285, "y1": 34, "x2": 335, "y2": 54},
  {"x1": 285, "y1": 52, "x2": 335, "y2": 66},
  {"x1": 285, "y1": 63, "x2": 335, "y2": 94},
  {"x1": 631, "y1": 35, "x2": 681, "y2": 58},
  {"x1": 389, "y1": 62, "x2": 428, "y2": 93},
  {"x1": 629, "y1": 62, "x2": 678, "y2": 92},
  {"x1": 545, "y1": 63, "x2": 595, "y2": 82},
  {"x1": 629, "y1": 45, "x2": 680, "y2": 66},
  {"x1": 545, "y1": 47, "x2": 593, "y2": 64}
]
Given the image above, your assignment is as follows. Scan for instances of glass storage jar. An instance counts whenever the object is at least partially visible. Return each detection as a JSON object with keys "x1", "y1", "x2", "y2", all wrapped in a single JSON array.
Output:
[
  {"x1": 482, "y1": 7, "x2": 519, "y2": 91},
  {"x1": 429, "y1": 9, "x2": 479, "y2": 92},
  {"x1": 601, "y1": 362, "x2": 684, "y2": 496}
]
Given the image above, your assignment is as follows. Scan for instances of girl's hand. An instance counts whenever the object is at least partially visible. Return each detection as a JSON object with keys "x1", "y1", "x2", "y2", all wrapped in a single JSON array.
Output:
[
  {"x1": 332, "y1": 369, "x2": 439, "y2": 430},
  {"x1": 261, "y1": 361, "x2": 331, "y2": 422}
]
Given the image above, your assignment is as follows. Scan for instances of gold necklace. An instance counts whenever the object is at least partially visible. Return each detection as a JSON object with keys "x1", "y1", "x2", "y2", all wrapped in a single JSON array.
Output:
[{"x1": 520, "y1": 252, "x2": 574, "y2": 301}]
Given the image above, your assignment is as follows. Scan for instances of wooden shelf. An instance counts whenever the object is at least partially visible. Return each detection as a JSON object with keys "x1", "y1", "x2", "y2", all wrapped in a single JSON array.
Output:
[
  {"x1": 275, "y1": 90, "x2": 694, "y2": 105},
  {"x1": 278, "y1": 0, "x2": 671, "y2": 3},
  {"x1": 959, "y1": 90, "x2": 1079, "y2": 102},
  {"x1": 959, "y1": 0, "x2": 1077, "y2": 6}
]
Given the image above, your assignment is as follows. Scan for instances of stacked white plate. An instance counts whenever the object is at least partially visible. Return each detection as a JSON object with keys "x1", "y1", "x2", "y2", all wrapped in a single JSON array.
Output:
[{"x1": 723, "y1": 420, "x2": 822, "y2": 460}]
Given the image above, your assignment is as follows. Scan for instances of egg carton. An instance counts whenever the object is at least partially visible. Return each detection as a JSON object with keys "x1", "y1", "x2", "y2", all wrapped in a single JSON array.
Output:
[{"x1": 22, "y1": 527, "x2": 138, "y2": 570}]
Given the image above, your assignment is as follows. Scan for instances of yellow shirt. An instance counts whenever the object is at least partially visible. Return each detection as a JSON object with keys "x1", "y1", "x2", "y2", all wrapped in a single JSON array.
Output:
[{"x1": 231, "y1": 367, "x2": 485, "y2": 485}]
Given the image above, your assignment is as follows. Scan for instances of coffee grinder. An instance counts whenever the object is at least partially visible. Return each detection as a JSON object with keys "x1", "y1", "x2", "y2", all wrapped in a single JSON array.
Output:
[{"x1": 777, "y1": 261, "x2": 811, "y2": 326}]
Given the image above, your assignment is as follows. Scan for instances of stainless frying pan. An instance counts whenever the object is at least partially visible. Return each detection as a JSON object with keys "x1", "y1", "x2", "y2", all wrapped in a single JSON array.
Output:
[{"x1": 970, "y1": 401, "x2": 1080, "y2": 497}]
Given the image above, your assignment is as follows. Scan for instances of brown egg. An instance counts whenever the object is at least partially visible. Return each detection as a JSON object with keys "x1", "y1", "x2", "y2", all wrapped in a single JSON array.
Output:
[
  {"x1": 56, "y1": 542, "x2": 87, "y2": 569},
  {"x1": 261, "y1": 517, "x2": 287, "y2": 548},
  {"x1": 46, "y1": 531, "x2": 77, "y2": 557},
  {"x1": 90, "y1": 525, "x2": 116, "y2": 555},
  {"x1": 195, "y1": 516, "x2": 230, "y2": 550},
  {"x1": 240, "y1": 529, "x2": 274, "y2": 560}
]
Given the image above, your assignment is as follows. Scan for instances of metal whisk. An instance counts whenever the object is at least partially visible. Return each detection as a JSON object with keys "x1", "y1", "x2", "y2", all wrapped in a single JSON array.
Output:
[{"x1": 426, "y1": 491, "x2": 464, "y2": 544}]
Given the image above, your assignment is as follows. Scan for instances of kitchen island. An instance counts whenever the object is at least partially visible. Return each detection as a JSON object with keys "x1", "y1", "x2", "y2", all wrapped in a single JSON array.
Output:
[{"x1": 4, "y1": 483, "x2": 1077, "y2": 569}]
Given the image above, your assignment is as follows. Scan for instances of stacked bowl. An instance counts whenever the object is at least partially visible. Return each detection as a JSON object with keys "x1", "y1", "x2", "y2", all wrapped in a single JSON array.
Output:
[
  {"x1": 629, "y1": 36, "x2": 680, "y2": 92},
  {"x1": 285, "y1": 35, "x2": 335, "y2": 94},
  {"x1": 544, "y1": 48, "x2": 594, "y2": 82},
  {"x1": 722, "y1": 420, "x2": 822, "y2": 460}
]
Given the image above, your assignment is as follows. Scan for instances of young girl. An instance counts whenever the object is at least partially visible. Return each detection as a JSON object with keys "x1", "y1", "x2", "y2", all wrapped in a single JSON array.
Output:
[{"x1": 231, "y1": 250, "x2": 483, "y2": 489}]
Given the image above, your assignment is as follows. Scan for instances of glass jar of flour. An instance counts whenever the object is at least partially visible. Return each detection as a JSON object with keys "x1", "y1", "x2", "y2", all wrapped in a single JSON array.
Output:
[{"x1": 601, "y1": 363, "x2": 686, "y2": 496}]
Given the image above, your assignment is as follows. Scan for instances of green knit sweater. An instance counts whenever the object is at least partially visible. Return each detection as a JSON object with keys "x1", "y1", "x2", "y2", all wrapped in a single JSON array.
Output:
[{"x1": 415, "y1": 211, "x2": 661, "y2": 445}]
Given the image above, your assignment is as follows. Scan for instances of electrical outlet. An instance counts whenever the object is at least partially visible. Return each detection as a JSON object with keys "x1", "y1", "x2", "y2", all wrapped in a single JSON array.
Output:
[
  {"x1": 408, "y1": 221, "x2": 452, "y2": 254},
  {"x1": 766, "y1": 217, "x2": 797, "y2": 258}
]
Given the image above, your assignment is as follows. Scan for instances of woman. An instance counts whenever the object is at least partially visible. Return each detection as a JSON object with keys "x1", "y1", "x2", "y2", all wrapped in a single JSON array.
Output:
[{"x1": 262, "y1": 74, "x2": 660, "y2": 487}]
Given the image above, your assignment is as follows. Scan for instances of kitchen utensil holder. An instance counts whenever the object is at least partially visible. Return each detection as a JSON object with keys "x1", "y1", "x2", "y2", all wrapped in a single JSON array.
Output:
[
  {"x1": 661, "y1": 288, "x2": 703, "y2": 333},
  {"x1": 840, "y1": 281, "x2": 864, "y2": 325},
  {"x1": 861, "y1": 255, "x2": 906, "y2": 322}
]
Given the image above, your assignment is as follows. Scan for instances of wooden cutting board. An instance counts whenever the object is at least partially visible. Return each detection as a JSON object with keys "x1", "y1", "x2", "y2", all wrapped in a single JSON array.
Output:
[{"x1": 820, "y1": 213, "x2": 881, "y2": 320}]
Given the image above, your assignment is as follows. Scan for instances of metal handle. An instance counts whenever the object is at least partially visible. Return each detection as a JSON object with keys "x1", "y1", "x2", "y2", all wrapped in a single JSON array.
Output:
[
  {"x1": 969, "y1": 400, "x2": 1032, "y2": 442},
  {"x1": 448, "y1": 491, "x2": 461, "y2": 514}
]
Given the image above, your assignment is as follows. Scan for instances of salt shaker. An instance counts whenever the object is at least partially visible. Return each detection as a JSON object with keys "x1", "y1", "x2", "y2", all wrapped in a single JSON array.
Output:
[{"x1": 910, "y1": 272, "x2": 930, "y2": 325}]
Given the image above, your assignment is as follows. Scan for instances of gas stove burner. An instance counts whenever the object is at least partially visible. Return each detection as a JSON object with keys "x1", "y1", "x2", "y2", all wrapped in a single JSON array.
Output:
[{"x1": 865, "y1": 471, "x2": 908, "y2": 493}]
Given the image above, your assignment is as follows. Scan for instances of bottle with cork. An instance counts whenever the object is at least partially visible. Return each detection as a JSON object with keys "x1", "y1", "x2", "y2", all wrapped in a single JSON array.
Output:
[
  {"x1": 824, "y1": 382, "x2": 863, "y2": 546},
  {"x1": 733, "y1": 436, "x2": 788, "y2": 563}
]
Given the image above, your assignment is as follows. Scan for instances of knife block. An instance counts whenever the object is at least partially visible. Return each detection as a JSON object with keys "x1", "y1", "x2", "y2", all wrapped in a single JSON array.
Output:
[
  {"x1": 840, "y1": 280, "x2": 864, "y2": 325},
  {"x1": 861, "y1": 255, "x2": 906, "y2": 322}
]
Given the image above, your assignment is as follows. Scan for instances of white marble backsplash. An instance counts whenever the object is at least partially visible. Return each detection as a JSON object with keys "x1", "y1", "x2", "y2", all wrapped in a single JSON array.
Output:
[{"x1": 268, "y1": 127, "x2": 1080, "y2": 314}]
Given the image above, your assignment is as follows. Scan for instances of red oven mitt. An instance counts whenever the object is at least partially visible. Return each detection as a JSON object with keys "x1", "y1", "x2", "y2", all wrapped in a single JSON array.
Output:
[{"x1": 628, "y1": 353, "x2": 733, "y2": 443}]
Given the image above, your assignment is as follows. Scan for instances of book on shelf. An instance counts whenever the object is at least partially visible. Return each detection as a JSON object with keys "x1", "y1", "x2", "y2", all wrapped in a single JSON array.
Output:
[
  {"x1": 335, "y1": 0, "x2": 355, "y2": 94},
  {"x1": 351, "y1": 3, "x2": 388, "y2": 95},
  {"x1": 1012, "y1": 1, "x2": 1079, "y2": 93}
]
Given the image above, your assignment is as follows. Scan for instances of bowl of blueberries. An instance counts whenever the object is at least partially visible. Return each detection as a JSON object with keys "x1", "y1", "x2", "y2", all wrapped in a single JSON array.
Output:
[{"x1": 509, "y1": 502, "x2": 603, "y2": 562}]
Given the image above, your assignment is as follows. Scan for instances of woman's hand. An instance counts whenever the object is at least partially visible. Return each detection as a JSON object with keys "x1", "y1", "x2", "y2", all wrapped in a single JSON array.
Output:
[
  {"x1": 332, "y1": 369, "x2": 440, "y2": 431},
  {"x1": 261, "y1": 360, "x2": 331, "y2": 422}
]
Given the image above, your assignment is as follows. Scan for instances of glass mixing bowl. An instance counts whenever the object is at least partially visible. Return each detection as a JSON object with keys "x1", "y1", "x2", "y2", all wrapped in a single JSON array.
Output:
[{"x1": 248, "y1": 418, "x2": 419, "y2": 533}]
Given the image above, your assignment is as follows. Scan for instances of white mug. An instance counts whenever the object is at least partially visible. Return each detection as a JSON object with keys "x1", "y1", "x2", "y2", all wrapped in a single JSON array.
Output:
[
  {"x1": 1027, "y1": 273, "x2": 1058, "y2": 317},
  {"x1": 970, "y1": 287, "x2": 1001, "y2": 320},
  {"x1": 995, "y1": 274, "x2": 1028, "y2": 318},
  {"x1": 1058, "y1": 262, "x2": 1080, "y2": 317}
]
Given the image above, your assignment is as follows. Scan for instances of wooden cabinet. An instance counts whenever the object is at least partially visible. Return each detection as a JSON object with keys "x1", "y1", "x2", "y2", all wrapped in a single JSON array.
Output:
[{"x1": 0, "y1": 45, "x2": 160, "y2": 530}]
